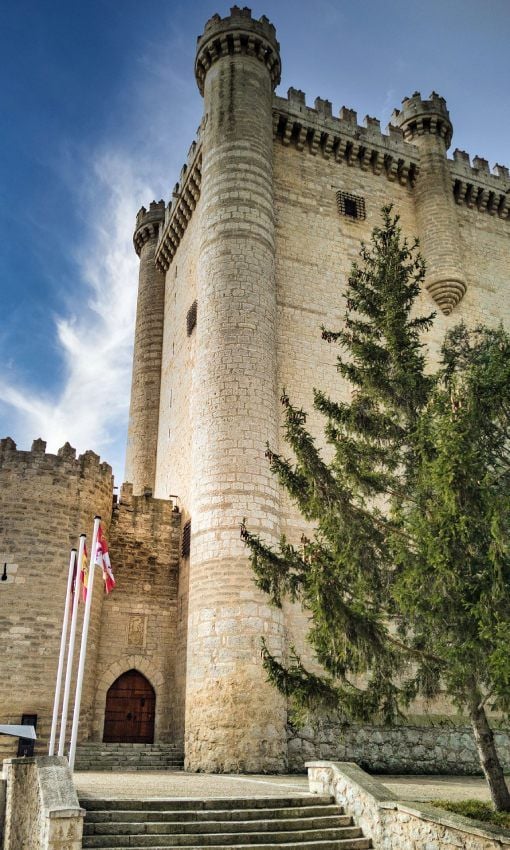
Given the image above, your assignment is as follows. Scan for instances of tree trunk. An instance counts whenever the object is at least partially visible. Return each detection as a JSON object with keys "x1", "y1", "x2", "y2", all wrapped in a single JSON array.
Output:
[{"x1": 469, "y1": 700, "x2": 510, "y2": 811}]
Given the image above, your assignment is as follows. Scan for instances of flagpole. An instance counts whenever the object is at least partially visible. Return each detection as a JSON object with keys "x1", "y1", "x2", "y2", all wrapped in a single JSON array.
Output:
[
  {"x1": 58, "y1": 534, "x2": 86, "y2": 757},
  {"x1": 48, "y1": 548, "x2": 77, "y2": 756},
  {"x1": 68, "y1": 516, "x2": 100, "y2": 772}
]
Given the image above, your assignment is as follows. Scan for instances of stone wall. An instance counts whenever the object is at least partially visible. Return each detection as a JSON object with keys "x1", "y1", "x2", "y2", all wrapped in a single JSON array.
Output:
[
  {"x1": 91, "y1": 483, "x2": 181, "y2": 743},
  {"x1": 288, "y1": 720, "x2": 510, "y2": 775},
  {"x1": 0, "y1": 438, "x2": 112, "y2": 760},
  {"x1": 3, "y1": 756, "x2": 83, "y2": 850},
  {"x1": 271, "y1": 94, "x2": 510, "y2": 727},
  {"x1": 307, "y1": 761, "x2": 510, "y2": 850},
  {"x1": 154, "y1": 192, "x2": 200, "y2": 515},
  {"x1": 0, "y1": 775, "x2": 5, "y2": 847}
]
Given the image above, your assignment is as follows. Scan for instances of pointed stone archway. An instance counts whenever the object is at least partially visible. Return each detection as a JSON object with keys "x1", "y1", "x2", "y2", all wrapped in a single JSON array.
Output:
[{"x1": 103, "y1": 669, "x2": 155, "y2": 743}]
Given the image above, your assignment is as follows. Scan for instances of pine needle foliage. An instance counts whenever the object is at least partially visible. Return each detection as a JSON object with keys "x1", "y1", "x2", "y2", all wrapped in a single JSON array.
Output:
[
  {"x1": 242, "y1": 206, "x2": 510, "y2": 809},
  {"x1": 392, "y1": 324, "x2": 510, "y2": 713},
  {"x1": 242, "y1": 206, "x2": 435, "y2": 725}
]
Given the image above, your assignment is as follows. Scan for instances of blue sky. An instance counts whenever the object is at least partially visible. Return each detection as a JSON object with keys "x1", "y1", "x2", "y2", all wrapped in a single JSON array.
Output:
[{"x1": 1, "y1": 0, "x2": 509, "y2": 483}]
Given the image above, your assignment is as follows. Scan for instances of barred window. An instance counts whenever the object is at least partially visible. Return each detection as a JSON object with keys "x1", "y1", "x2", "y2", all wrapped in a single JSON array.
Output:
[
  {"x1": 336, "y1": 191, "x2": 366, "y2": 220},
  {"x1": 181, "y1": 519, "x2": 191, "y2": 558},
  {"x1": 186, "y1": 300, "x2": 197, "y2": 336}
]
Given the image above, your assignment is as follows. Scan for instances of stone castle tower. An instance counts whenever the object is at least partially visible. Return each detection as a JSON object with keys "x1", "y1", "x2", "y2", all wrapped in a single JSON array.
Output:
[
  {"x1": 2, "y1": 6, "x2": 510, "y2": 775},
  {"x1": 124, "y1": 6, "x2": 509, "y2": 772}
]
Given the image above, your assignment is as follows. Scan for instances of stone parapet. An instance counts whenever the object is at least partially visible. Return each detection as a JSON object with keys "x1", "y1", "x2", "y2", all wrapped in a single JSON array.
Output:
[
  {"x1": 392, "y1": 90, "x2": 453, "y2": 147},
  {"x1": 195, "y1": 6, "x2": 281, "y2": 96},
  {"x1": 451, "y1": 149, "x2": 510, "y2": 218},
  {"x1": 0, "y1": 437, "x2": 112, "y2": 480},
  {"x1": 273, "y1": 88, "x2": 420, "y2": 187},
  {"x1": 3, "y1": 756, "x2": 84, "y2": 850},
  {"x1": 155, "y1": 138, "x2": 202, "y2": 272},
  {"x1": 133, "y1": 200, "x2": 165, "y2": 256},
  {"x1": 307, "y1": 761, "x2": 510, "y2": 850}
]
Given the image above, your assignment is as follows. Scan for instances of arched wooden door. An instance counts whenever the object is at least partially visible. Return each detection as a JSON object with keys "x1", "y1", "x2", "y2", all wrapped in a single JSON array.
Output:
[{"x1": 103, "y1": 669, "x2": 155, "y2": 743}]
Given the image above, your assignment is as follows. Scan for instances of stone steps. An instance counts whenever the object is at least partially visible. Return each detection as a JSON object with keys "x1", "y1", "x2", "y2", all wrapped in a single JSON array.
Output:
[
  {"x1": 75, "y1": 743, "x2": 184, "y2": 772},
  {"x1": 84, "y1": 807, "x2": 345, "y2": 824},
  {"x1": 80, "y1": 795, "x2": 371, "y2": 849}
]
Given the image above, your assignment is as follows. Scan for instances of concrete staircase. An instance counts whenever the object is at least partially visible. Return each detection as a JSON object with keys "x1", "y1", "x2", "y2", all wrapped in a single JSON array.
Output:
[
  {"x1": 75, "y1": 743, "x2": 184, "y2": 772},
  {"x1": 80, "y1": 794, "x2": 371, "y2": 848}
]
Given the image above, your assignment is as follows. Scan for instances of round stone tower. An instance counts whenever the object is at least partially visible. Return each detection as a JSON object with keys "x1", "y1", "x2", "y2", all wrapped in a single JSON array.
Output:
[
  {"x1": 393, "y1": 92, "x2": 467, "y2": 314},
  {"x1": 125, "y1": 201, "x2": 166, "y2": 494},
  {"x1": 185, "y1": 6, "x2": 287, "y2": 772}
]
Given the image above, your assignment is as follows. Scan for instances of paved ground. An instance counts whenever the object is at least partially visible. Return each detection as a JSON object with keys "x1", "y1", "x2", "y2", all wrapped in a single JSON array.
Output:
[
  {"x1": 74, "y1": 771, "x2": 311, "y2": 800},
  {"x1": 73, "y1": 770, "x2": 502, "y2": 803},
  {"x1": 381, "y1": 774, "x2": 496, "y2": 803}
]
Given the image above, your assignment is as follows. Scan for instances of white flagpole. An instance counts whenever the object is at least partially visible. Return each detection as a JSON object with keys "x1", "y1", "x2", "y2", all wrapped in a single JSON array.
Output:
[
  {"x1": 58, "y1": 534, "x2": 86, "y2": 757},
  {"x1": 68, "y1": 516, "x2": 101, "y2": 771},
  {"x1": 49, "y1": 548, "x2": 77, "y2": 756}
]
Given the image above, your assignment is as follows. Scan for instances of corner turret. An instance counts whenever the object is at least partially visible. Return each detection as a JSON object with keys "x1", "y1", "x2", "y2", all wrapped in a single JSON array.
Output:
[
  {"x1": 392, "y1": 91, "x2": 453, "y2": 149},
  {"x1": 125, "y1": 200, "x2": 166, "y2": 495},
  {"x1": 133, "y1": 200, "x2": 166, "y2": 256},
  {"x1": 393, "y1": 93, "x2": 466, "y2": 314}
]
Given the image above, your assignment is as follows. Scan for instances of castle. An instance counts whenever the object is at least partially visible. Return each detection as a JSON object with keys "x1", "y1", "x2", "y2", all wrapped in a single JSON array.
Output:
[{"x1": 1, "y1": 6, "x2": 510, "y2": 775}]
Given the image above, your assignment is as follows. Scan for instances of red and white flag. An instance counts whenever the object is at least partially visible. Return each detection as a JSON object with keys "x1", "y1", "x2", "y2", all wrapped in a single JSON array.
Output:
[{"x1": 95, "y1": 524, "x2": 116, "y2": 594}]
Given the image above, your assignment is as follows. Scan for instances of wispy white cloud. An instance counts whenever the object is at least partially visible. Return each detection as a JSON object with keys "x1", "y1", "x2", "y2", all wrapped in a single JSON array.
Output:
[
  {"x1": 0, "y1": 23, "x2": 199, "y2": 483},
  {"x1": 0, "y1": 150, "x2": 151, "y2": 479}
]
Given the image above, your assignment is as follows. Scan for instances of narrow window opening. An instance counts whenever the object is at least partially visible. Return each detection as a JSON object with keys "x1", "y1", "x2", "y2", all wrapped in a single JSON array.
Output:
[
  {"x1": 186, "y1": 300, "x2": 197, "y2": 336},
  {"x1": 181, "y1": 520, "x2": 191, "y2": 559}
]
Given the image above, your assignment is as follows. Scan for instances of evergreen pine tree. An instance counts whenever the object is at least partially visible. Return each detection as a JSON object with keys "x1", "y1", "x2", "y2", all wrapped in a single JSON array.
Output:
[
  {"x1": 392, "y1": 324, "x2": 510, "y2": 809},
  {"x1": 242, "y1": 206, "x2": 510, "y2": 810}
]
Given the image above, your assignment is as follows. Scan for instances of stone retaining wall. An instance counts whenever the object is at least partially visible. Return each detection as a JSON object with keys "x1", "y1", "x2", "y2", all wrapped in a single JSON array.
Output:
[
  {"x1": 3, "y1": 756, "x2": 84, "y2": 850},
  {"x1": 289, "y1": 721, "x2": 510, "y2": 774},
  {"x1": 0, "y1": 775, "x2": 5, "y2": 847},
  {"x1": 307, "y1": 760, "x2": 510, "y2": 850}
]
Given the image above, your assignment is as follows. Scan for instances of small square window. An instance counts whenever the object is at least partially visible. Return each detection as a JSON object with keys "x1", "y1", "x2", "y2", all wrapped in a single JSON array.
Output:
[{"x1": 336, "y1": 191, "x2": 366, "y2": 221}]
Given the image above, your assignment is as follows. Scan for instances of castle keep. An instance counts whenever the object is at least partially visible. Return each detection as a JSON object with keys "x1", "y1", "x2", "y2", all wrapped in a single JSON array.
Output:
[{"x1": 2, "y1": 6, "x2": 510, "y2": 774}]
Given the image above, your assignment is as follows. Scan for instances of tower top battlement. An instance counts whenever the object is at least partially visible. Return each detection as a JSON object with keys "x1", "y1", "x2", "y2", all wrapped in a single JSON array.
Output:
[
  {"x1": 0, "y1": 436, "x2": 112, "y2": 481},
  {"x1": 392, "y1": 91, "x2": 453, "y2": 148},
  {"x1": 195, "y1": 5, "x2": 281, "y2": 96},
  {"x1": 133, "y1": 200, "x2": 166, "y2": 256}
]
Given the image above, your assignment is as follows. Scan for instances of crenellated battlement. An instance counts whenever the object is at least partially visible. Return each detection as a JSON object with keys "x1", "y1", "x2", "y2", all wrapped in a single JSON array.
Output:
[
  {"x1": 133, "y1": 200, "x2": 166, "y2": 256},
  {"x1": 273, "y1": 87, "x2": 420, "y2": 187},
  {"x1": 0, "y1": 436, "x2": 112, "y2": 482},
  {"x1": 195, "y1": 6, "x2": 281, "y2": 96},
  {"x1": 201, "y1": 5, "x2": 277, "y2": 41},
  {"x1": 450, "y1": 149, "x2": 510, "y2": 218},
  {"x1": 155, "y1": 135, "x2": 203, "y2": 272},
  {"x1": 392, "y1": 91, "x2": 453, "y2": 148},
  {"x1": 115, "y1": 481, "x2": 180, "y2": 530}
]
